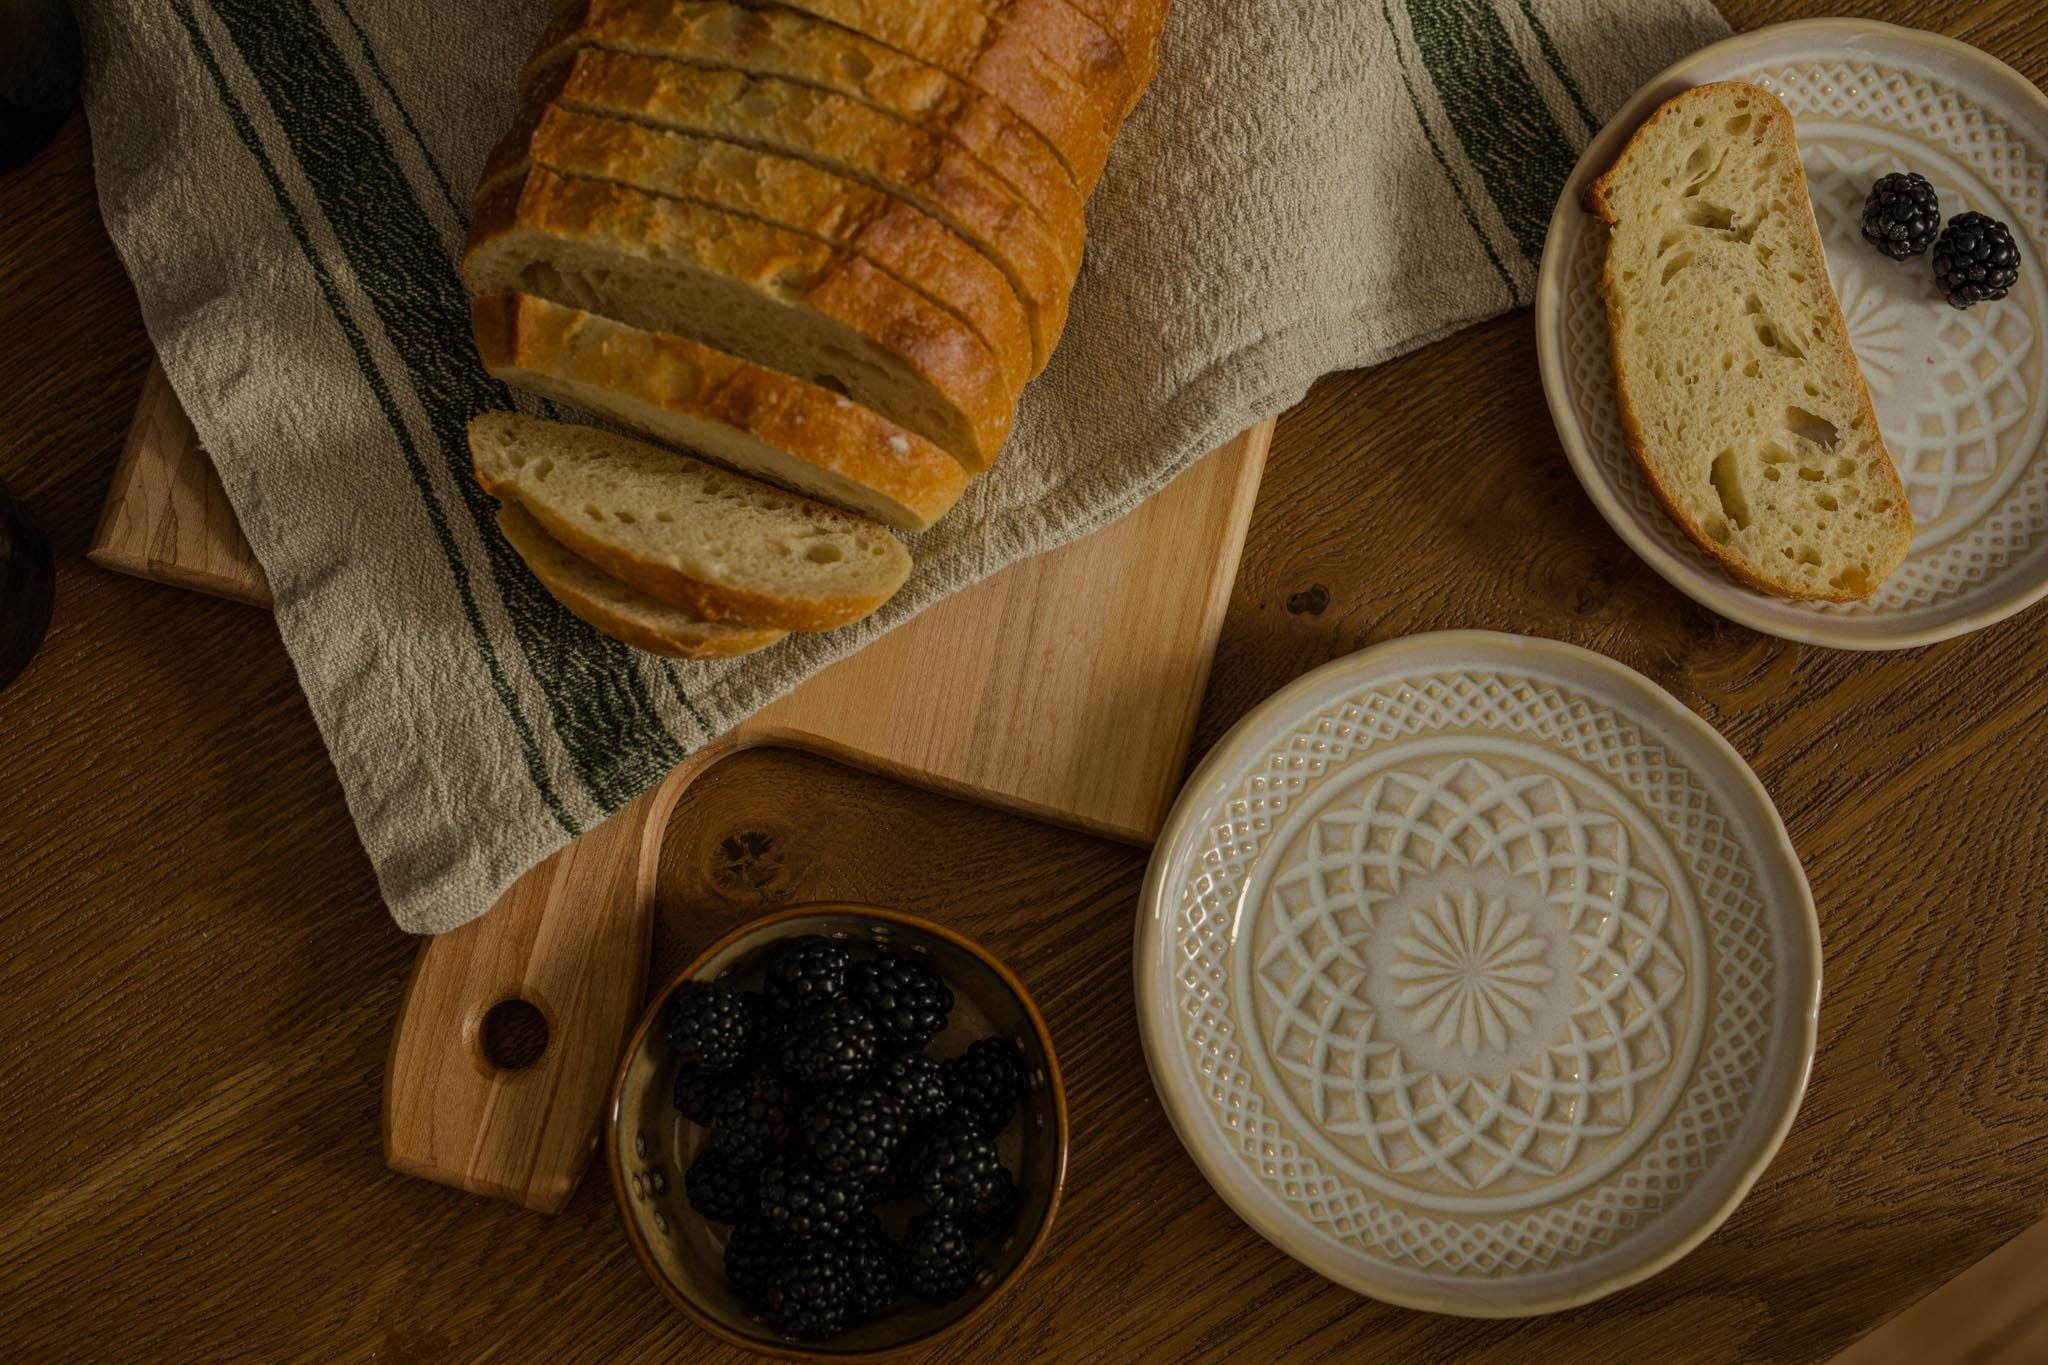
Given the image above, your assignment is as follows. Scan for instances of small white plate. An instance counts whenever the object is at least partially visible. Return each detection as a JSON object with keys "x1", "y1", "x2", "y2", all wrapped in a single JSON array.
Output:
[
  {"x1": 1536, "y1": 20, "x2": 2048, "y2": 649},
  {"x1": 1135, "y1": 632, "x2": 1819, "y2": 1316}
]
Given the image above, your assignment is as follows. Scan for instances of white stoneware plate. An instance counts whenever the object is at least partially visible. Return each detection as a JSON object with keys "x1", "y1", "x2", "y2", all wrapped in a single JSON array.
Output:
[
  {"x1": 1135, "y1": 632, "x2": 1819, "y2": 1316},
  {"x1": 1536, "y1": 20, "x2": 2048, "y2": 648}
]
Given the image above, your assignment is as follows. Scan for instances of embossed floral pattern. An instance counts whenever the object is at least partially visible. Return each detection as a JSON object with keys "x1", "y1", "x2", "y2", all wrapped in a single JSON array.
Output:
[{"x1": 1391, "y1": 892, "x2": 1555, "y2": 1056}]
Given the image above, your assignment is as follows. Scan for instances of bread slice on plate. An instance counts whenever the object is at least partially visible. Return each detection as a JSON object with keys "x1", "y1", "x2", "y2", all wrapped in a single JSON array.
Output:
[
  {"x1": 528, "y1": 49, "x2": 1078, "y2": 353},
  {"x1": 497, "y1": 503, "x2": 786, "y2": 659},
  {"x1": 523, "y1": 0, "x2": 1093, "y2": 221},
  {"x1": 472, "y1": 293, "x2": 968, "y2": 532},
  {"x1": 1588, "y1": 81, "x2": 1911, "y2": 600},
  {"x1": 471, "y1": 412, "x2": 912, "y2": 631},
  {"x1": 464, "y1": 167, "x2": 1015, "y2": 470},
  {"x1": 479, "y1": 103, "x2": 1038, "y2": 380}
]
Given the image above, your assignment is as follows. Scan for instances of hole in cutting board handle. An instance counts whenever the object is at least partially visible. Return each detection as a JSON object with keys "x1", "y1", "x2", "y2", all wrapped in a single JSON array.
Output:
[{"x1": 480, "y1": 998, "x2": 550, "y2": 1071}]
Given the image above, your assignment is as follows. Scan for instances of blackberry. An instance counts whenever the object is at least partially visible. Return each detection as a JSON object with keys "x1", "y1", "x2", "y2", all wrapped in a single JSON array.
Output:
[
  {"x1": 723, "y1": 1221, "x2": 784, "y2": 1311},
  {"x1": 761, "y1": 1239, "x2": 855, "y2": 1341},
  {"x1": 685, "y1": 1146, "x2": 758, "y2": 1224},
  {"x1": 1860, "y1": 171, "x2": 1941, "y2": 260},
  {"x1": 765, "y1": 935, "x2": 852, "y2": 1018},
  {"x1": 840, "y1": 1215, "x2": 903, "y2": 1323},
  {"x1": 802, "y1": 1085, "x2": 910, "y2": 1184},
  {"x1": 847, "y1": 953, "x2": 954, "y2": 1052},
  {"x1": 941, "y1": 1037, "x2": 1027, "y2": 1136},
  {"x1": 901, "y1": 1212, "x2": 977, "y2": 1304},
  {"x1": 664, "y1": 980, "x2": 755, "y2": 1072},
  {"x1": 873, "y1": 1051, "x2": 951, "y2": 1129},
  {"x1": 756, "y1": 1152, "x2": 869, "y2": 1239},
  {"x1": 779, "y1": 999, "x2": 880, "y2": 1087},
  {"x1": 706, "y1": 1067, "x2": 795, "y2": 1164},
  {"x1": 672, "y1": 1066, "x2": 726, "y2": 1126},
  {"x1": 1933, "y1": 211, "x2": 2021, "y2": 308},
  {"x1": 914, "y1": 1115, "x2": 1017, "y2": 1234}
]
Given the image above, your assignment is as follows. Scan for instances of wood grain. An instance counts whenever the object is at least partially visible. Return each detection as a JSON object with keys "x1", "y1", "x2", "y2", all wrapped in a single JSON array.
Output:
[
  {"x1": 8, "y1": 2, "x2": 2048, "y2": 1359},
  {"x1": 1829, "y1": 1214, "x2": 2048, "y2": 1365}
]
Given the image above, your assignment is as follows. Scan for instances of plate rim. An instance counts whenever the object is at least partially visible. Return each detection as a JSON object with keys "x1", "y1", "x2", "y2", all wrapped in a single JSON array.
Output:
[
  {"x1": 1533, "y1": 18, "x2": 2048, "y2": 651},
  {"x1": 1133, "y1": 630, "x2": 1822, "y2": 1317}
]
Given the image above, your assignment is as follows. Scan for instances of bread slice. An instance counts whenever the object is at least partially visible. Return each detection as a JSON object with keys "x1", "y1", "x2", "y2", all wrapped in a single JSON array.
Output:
[
  {"x1": 523, "y1": 0, "x2": 1095, "y2": 234},
  {"x1": 464, "y1": 167, "x2": 1014, "y2": 470},
  {"x1": 498, "y1": 503, "x2": 786, "y2": 658},
  {"x1": 471, "y1": 412, "x2": 911, "y2": 630},
  {"x1": 528, "y1": 49, "x2": 1077, "y2": 356},
  {"x1": 480, "y1": 103, "x2": 1037, "y2": 382},
  {"x1": 1588, "y1": 82, "x2": 1911, "y2": 600},
  {"x1": 473, "y1": 293, "x2": 968, "y2": 532}
]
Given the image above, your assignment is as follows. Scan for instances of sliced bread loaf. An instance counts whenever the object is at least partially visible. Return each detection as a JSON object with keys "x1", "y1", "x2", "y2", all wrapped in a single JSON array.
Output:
[
  {"x1": 524, "y1": 0, "x2": 1095, "y2": 221},
  {"x1": 1588, "y1": 82, "x2": 1911, "y2": 600},
  {"x1": 464, "y1": 167, "x2": 1015, "y2": 469},
  {"x1": 473, "y1": 293, "x2": 968, "y2": 531},
  {"x1": 498, "y1": 503, "x2": 787, "y2": 658},
  {"x1": 531, "y1": 50, "x2": 1077, "y2": 353},
  {"x1": 471, "y1": 412, "x2": 912, "y2": 630},
  {"x1": 481, "y1": 103, "x2": 1037, "y2": 381}
]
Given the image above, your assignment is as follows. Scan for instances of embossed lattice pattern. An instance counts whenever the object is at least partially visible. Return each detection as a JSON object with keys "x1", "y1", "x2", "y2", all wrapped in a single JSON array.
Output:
[
  {"x1": 1562, "y1": 59, "x2": 2048, "y2": 620},
  {"x1": 1254, "y1": 758, "x2": 1691, "y2": 1198},
  {"x1": 1173, "y1": 670, "x2": 1777, "y2": 1275}
]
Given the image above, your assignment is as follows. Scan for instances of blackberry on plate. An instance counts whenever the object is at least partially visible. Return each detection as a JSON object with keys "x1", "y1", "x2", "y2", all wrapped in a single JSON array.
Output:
[
  {"x1": 723, "y1": 1221, "x2": 784, "y2": 1311},
  {"x1": 840, "y1": 1214, "x2": 903, "y2": 1322},
  {"x1": 685, "y1": 1146, "x2": 758, "y2": 1224},
  {"x1": 901, "y1": 1211, "x2": 977, "y2": 1304},
  {"x1": 1933, "y1": 211, "x2": 2022, "y2": 307},
  {"x1": 664, "y1": 980, "x2": 755, "y2": 1072},
  {"x1": 779, "y1": 998, "x2": 880, "y2": 1087},
  {"x1": 672, "y1": 1066, "x2": 726, "y2": 1126},
  {"x1": 766, "y1": 935, "x2": 852, "y2": 1017},
  {"x1": 914, "y1": 1115, "x2": 1018, "y2": 1235},
  {"x1": 1860, "y1": 171, "x2": 1941, "y2": 259},
  {"x1": 941, "y1": 1036, "x2": 1027, "y2": 1136},
  {"x1": 760, "y1": 1238, "x2": 855, "y2": 1341},
  {"x1": 756, "y1": 1152, "x2": 869, "y2": 1239},
  {"x1": 874, "y1": 1051, "x2": 951, "y2": 1129},
  {"x1": 847, "y1": 952, "x2": 954, "y2": 1052},
  {"x1": 802, "y1": 1084, "x2": 910, "y2": 1184},
  {"x1": 706, "y1": 1067, "x2": 795, "y2": 1164}
]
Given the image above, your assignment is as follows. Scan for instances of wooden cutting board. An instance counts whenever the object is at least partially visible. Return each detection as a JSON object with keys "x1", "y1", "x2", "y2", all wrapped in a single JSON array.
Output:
[{"x1": 91, "y1": 360, "x2": 1272, "y2": 1211}]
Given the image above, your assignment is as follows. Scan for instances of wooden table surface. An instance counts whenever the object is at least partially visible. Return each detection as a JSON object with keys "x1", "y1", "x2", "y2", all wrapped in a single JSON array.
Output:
[{"x1": 5, "y1": 3, "x2": 2047, "y2": 1360}]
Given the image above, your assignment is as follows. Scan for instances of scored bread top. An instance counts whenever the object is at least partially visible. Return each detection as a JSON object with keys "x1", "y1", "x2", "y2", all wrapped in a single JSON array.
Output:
[
  {"x1": 470, "y1": 411, "x2": 912, "y2": 631},
  {"x1": 497, "y1": 503, "x2": 786, "y2": 659},
  {"x1": 1588, "y1": 81, "x2": 1911, "y2": 601}
]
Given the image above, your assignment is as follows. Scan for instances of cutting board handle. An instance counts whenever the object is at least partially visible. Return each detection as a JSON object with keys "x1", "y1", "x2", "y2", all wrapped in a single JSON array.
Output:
[{"x1": 382, "y1": 750, "x2": 722, "y2": 1212}]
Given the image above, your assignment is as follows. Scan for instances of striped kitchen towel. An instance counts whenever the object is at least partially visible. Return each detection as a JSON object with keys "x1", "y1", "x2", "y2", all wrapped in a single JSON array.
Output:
[{"x1": 75, "y1": 0, "x2": 1727, "y2": 933}]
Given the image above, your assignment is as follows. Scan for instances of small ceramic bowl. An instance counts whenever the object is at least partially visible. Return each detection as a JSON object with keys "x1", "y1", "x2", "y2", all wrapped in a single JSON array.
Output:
[{"x1": 607, "y1": 904, "x2": 1068, "y2": 1360}]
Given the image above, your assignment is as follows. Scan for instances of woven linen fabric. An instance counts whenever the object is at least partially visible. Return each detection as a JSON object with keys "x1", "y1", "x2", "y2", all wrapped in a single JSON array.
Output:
[{"x1": 76, "y1": 0, "x2": 1728, "y2": 932}]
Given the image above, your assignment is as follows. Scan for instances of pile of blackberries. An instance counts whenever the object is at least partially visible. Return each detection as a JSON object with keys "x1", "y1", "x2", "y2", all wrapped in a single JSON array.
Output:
[
  {"x1": 1861, "y1": 171, "x2": 2021, "y2": 308},
  {"x1": 664, "y1": 936, "x2": 1030, "y2": 1342}
]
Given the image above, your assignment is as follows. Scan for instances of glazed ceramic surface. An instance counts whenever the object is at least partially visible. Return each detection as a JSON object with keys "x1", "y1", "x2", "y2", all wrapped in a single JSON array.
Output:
[
  {"x1": 1135, "y1": 634, "x2": 1819, "y2": 1316},
  {"x1": 1537, "y1": 20, "x2": 2048, "y2": 648}
]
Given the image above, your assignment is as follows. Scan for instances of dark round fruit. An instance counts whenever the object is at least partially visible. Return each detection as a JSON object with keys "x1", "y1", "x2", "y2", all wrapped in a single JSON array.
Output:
[
  {"x1": 901, "y1": 1212, "x2": 977, "y2": 1304},
  {"x1": 779, "y1": 999, "x2": 880, "y2": 1087},
  {"x1": 765, "y1": 935, "x2": 852, "y2": 1018},
  {"x1": 1860, "y1": 171, "x2": 1941, "y2": 260},
  {"x1": 756, "y1": 1153, "x2": 869, "y2": 1239},
  {"x1": 873, "y1": 1051, "x2": 952, "y2": 1129},
  {"x1": 941, "y1": 1037, "x2": 1027, "y2": 1137},
  {"x1": 841, "y1": 1215, "x2": 903, "y2": 1323},
  {"x1": 664, "y1": 980, "x2": 756, "y2": 1072},
  {"x1": 672, "y1": 1067, "x2": 727, "y2": 1126},
  {"x1": 847, "y1": 953, "x2": 954, "y2": 1052},
  {"x1": 706, "y1": 1068, "x2": 795, "y2": 1164},
  {"x1": 914, "y1": 1115, "x2": 1017, "y2": 1235},
  {"x1": 723, "y1": 1222, "x2": 783, "y2": 1311},
  {"x1": 1933, "y1": 211, "x2": 2022, "y2": 307},
  {"x1": 685, "y1": 1146, "x2": 758, "y2": 1224},
  {"x1": 760, "y1": 1238, "x2": 854, "y2": 1341},
  {"x1": 802, "y1": 1085, "x2": 910, "y2": 1184}
]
